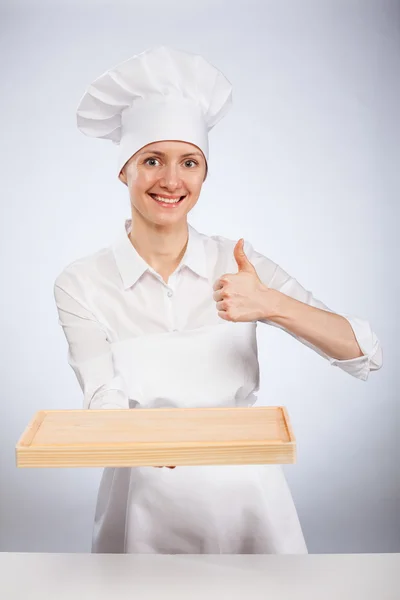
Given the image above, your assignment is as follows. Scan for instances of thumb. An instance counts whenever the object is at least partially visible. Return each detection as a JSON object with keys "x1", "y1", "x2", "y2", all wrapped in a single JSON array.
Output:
[{"x1": 234, "y1": 239, "x2": 256, "y2": 273}]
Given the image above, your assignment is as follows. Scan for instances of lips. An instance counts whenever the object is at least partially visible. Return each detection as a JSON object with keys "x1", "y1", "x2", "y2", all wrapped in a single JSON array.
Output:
[{"x1": 148, "y1": 193, "x2": 186, "y2": 205}]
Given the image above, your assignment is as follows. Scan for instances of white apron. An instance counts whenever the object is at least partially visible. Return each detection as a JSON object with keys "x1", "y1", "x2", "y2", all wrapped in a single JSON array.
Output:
[{"x1": 92, "y1": 321, "x2": 308, "y2": 554}]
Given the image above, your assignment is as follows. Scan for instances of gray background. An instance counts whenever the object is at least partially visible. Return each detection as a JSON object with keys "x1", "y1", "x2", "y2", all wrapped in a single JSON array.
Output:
[{"x1": 0, "y1": 0, "x2": 398, "y2": 553}]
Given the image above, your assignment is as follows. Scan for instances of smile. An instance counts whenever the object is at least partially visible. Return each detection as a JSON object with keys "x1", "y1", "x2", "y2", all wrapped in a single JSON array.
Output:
[{"x1": 148, "y1": 193, "x2": 186, "y2": 206}]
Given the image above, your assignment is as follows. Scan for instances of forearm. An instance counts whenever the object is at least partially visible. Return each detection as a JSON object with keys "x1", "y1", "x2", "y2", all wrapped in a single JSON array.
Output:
[{"x1": 266, "y1": 289, "x2": 364, "y2": 361}]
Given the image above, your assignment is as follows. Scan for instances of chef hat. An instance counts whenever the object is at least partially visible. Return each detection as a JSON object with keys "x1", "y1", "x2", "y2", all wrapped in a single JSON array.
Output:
[{"x1": 76, "y1": 46, "x2": 232, "y2": 176}]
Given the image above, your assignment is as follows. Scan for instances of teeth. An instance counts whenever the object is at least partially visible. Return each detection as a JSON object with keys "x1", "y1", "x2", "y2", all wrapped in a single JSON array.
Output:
[{"x1": 152, "y1": 195, "x2": 182, "y2": 204}]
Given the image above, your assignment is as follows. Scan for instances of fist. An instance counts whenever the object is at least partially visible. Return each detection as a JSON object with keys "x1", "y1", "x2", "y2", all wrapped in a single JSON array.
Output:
[{"x1": 212, "y1": 239, "x2": 278, "y2": 323}]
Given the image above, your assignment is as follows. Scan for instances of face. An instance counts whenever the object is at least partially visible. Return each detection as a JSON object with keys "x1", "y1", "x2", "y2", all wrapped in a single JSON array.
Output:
[{"x1": 119, "y1": 140, "x2": 207, "y2": 228}]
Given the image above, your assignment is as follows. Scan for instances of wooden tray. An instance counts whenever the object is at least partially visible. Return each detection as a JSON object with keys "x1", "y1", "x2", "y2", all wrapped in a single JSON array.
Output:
[{"x1": 16, "y1": 406, "x2": 296, "y2": 468}]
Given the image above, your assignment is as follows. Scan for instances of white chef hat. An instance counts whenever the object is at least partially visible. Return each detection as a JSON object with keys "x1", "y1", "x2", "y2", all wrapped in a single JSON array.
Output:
[{"x1": 76, "y1": 46, "x2": 232, "y2": 176}]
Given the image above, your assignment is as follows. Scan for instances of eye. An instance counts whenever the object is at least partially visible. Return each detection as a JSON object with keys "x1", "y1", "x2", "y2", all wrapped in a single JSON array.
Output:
[
  {"x1": 184, "y1": 159, "x2": 198, "y2": 168},
  {"x1": 145, "y1": 157, "x2": 161, "y2": 167}
]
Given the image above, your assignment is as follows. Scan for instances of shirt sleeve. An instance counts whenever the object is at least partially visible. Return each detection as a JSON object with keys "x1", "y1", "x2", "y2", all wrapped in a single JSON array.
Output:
[
  {"x1": 245, "y1": 241, "x2": 383, "y2": 381},
  {"x1": 54, "y1": 281, "x2": 130, "y2": 409}
]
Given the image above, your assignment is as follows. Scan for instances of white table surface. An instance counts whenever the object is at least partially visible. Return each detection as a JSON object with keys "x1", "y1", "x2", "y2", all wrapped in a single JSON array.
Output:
[{"x1": 1, "y1": 553, "x2": 398, "y2": 599}]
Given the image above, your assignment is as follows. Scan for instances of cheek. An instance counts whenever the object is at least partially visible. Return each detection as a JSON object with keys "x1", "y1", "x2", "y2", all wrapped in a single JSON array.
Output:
[
  {"x1": 186, "y1": 172, "x2": 204, "y2": 194},
  {"x1": 128, "y1": 169, "x2": 154, "y2": 195}
]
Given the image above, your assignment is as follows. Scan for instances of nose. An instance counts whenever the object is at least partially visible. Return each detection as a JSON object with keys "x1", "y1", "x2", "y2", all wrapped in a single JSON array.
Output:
[{"x1": 159, "y1": 164, "x2": 183, "y2": 191}]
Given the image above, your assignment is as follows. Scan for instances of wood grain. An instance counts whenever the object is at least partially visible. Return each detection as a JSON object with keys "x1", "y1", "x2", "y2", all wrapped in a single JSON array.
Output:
[{"x1": 15, "y1": 406, "x2": 296, "y2": 468}]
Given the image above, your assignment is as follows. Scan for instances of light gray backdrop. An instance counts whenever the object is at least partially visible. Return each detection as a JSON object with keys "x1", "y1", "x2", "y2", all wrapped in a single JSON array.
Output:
[{"x1": 1, "y1": 0, "x2": 398, "y2": 553}]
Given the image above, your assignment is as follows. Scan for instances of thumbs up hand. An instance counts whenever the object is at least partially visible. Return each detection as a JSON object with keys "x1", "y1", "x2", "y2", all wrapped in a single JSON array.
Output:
[
  {"x1": 233, "y1": 238, "x2": 258, "y2": 275},
  {"x1": 213, "y1": 239, "x2": 280, "y2": 323}
]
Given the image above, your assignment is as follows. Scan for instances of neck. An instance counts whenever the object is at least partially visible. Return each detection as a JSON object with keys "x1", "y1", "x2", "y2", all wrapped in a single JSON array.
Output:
[{"x1": 128, "y1": 213, "x2": 189, "y2": 283}]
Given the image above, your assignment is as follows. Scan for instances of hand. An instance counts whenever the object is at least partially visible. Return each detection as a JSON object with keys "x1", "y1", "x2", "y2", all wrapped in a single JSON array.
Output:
[{"x1": 213, "y1": 239, "x2": 280, "y2": 323}]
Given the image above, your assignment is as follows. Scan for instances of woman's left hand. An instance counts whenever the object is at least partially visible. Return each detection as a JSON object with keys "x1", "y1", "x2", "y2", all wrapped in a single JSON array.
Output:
[{"x1": 213, "y1": 239, "x2": 281, "y2": 323}]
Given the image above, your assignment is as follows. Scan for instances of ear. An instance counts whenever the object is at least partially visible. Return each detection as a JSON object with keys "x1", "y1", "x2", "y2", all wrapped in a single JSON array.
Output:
[
  {"x1": 203, "y1": 162, "x2": 208, "y2": 182},
  {"x1": 118, "y1": 168, "x2": 128, "y2": 186}
]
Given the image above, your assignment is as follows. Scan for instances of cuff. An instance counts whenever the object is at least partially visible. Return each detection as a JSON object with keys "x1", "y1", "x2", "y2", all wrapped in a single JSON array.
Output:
[
  {"x1": 86, "y1": 376, "x2": 131, "y2": 410},
  {"x1": 329, "y1": 314, "x2": 383, "y2": 381}
]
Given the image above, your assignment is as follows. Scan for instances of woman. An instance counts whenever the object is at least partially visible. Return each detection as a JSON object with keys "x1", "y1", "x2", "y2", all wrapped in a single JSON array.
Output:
[{"x1": 54, "y1": 46, "x2": 382, "y2": 554}]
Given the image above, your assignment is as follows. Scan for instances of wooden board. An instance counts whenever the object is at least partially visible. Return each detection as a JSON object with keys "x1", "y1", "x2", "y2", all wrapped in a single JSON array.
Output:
[{"x1": 15, "y1": 406, "x2": 296, "y2": 468}]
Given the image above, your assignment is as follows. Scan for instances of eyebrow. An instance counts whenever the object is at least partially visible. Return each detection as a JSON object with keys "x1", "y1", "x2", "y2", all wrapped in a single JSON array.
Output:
[{"x1": 139, "y1": 150, "x2": 203, "y2": 159}]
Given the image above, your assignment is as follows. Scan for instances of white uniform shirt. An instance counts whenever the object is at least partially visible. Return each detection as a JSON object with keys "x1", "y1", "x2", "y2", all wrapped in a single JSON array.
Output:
[
  {"x1": 54, "y1": 220, "x2": 382, "y2": 411},
  {"x1": 53, "y1": 220, "x2": 382, "y2": 554}
]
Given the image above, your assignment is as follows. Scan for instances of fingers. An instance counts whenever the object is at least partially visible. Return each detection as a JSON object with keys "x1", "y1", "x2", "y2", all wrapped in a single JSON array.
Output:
[
  {"x1": 213, "y1": 275, "x2": 231, "y2": 291},
  {"x1": 213, "y1": 279, "x2": 223, "y2": 292},
  {"x1": 217, "y1": 311, "x2": 230, "y2": 321},
  {"x1": 213, "y1": 289, "x2": 225, "y2": 302}
]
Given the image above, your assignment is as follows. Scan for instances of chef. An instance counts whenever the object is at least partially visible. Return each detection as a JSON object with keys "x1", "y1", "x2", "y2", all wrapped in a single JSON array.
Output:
[{"x1": 54, "y1": 46, "x2": 382, "y2": 554}]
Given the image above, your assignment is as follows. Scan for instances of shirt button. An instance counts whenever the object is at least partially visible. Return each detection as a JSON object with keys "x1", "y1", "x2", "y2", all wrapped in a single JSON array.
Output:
[{"x1": 167, "y1": 290, "x2": 173, "y2": 298}]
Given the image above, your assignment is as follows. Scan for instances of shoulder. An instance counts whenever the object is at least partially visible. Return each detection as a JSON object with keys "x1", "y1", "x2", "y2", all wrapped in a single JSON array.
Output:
[
  {"x1": 198, "y1": 228, "x2": 265, "y2": 257},
  {"x1": 196, "y1": 228, "x2": 281, "y2": 285},
  {"x1": 193, "y1": 228, "x2": 243, "y2": 256},
  {"x1": 54, "y1": 245, "x2": 116, "y2": 295}
]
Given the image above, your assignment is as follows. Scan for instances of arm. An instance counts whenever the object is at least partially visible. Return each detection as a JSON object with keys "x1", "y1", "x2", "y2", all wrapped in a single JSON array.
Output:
[
  {"x1": 264, "y1": 283, "x2": 363, "y2": 360},
  {"x1": 214, "y1": 239, "x2": 382, "y2": 381},
  {"x1": 252, "y1": 248, "x2": 383, "y2": 381},
  {"x1": 54, "y1": 281, "x2": 130, "y2": 410}
]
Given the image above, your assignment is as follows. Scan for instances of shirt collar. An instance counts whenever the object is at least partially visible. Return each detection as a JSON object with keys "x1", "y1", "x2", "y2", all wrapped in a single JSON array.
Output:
[{"x1": 112, "y1": 220, "x2": 209, "y2": 290}]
